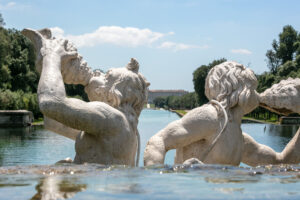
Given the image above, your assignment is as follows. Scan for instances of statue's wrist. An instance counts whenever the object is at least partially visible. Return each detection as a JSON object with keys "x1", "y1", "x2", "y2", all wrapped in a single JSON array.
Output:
[{"x1": 43, "y1": 52, "x2": 62, "y2": 68}]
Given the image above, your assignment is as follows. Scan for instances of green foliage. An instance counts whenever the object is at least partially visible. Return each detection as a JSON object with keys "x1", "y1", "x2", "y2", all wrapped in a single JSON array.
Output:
[
  {"x1": 256, "y1": 72, "x2": 276, "y2": 93},
  {"x1": 277, "y1": 61, "x2": 297, "y2": 77},
  {"x1": 266, "y1": 25, "x2": 299, "y2": 73},
  {"x1": 0, "y1": 28, "x2": 38, "y2": 93},
  {"x1": 0, "y1": 89, "x2": 41, "y2": 118},
  {"x1": 0, "y1": 13, "x2": 4, "y2": 27},
  {"x1": 153, "y1": 96, "x2": 166, "y2": 108},
  {"x1": 65, "y1": 84, "x2": 89, "y2": 101},
  {"x1": 153, "y1": 92, "x2": 198, "y2": 110},
  {"x1": 193, "y1": 58, "x2": 226, "y2": 105},
  {"x1": 0, "y1": 18, "x2": 41, "y2": 117}
]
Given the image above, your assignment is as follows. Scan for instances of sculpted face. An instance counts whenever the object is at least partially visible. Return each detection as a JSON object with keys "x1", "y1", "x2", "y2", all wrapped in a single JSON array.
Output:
[
  {"x1": 85, "y1": 69, "x2": 122, "y2": 107},
  {"x1": 240, "y1": 89, "x2": 260, "y2": 115},
  {"x1": 85, "y1": 65, "x2": 149, "y2": 113}
]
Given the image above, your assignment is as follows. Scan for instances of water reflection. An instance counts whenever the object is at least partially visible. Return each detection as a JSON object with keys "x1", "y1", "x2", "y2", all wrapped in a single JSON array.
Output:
[
  {"x1": 267, "y1": 124, "x2": 299, "y2": 138},
  {"x1": 0, "y1": 163, "x2": 299, "y2": 199},
  {"x1": 102, "y1": 183, "x2": 146, "y2": 194},
  {"x1": 31, "y1": 176, "x2": 87, "y2": 200},
  {"x1": 0, "y1": 126, "x2": 75, "y2": 166}
]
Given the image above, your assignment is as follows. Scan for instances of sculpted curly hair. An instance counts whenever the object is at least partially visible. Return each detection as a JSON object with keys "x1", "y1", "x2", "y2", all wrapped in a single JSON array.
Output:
[{"x1": 205, "y1": 61, "x2": 258, "y2": 112}]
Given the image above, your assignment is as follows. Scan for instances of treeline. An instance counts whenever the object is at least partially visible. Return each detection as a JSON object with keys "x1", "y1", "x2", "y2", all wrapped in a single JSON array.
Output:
[
  {"x1": 0, "y1": 14, "x2": 87, "y2": 119},
  {"x1": 153, "y1": 92, "x2": 198, "y2": 109},
  {"x1": 0, "y1": 13, "x2": 40, "y2": 117},
  {"x1": 153, "y1": 25, "x2": 300, "y2": 120},
  {"x1": 250, "y1": 25, "x2": 300, "y2": 120},
  {"x1": 257, "y1": 25, "x2": 300, "y2": 93}
]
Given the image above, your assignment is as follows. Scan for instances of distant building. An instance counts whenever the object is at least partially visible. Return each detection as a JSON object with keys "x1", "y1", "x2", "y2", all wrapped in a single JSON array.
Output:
[{"x1": 148, "y1": 90, "x2": 189, "y2": 103}]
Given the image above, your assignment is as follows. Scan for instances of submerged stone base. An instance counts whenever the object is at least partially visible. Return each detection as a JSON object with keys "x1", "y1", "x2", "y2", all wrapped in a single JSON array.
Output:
[
  {"x1": 280, "y1": 117, "x2": 300, "y2": 125},
  {"x1": 0, "y1": 110, "x2": 33, "y2": 127}
]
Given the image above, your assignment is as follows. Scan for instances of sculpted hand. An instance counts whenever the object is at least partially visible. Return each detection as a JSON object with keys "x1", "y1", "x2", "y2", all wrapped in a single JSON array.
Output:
[
  {"x1": 22, "y1": 28, "x2": 93, "y2": 85},
  {"x1": 41, "y1": 38, "x2": 78, "y2": 67},
  {"x1": 259, "y1": 78, "x2": 300, "y2": 115},
  {"x1": 22, "y1": 28, "x2": 77, "y2": 72}
]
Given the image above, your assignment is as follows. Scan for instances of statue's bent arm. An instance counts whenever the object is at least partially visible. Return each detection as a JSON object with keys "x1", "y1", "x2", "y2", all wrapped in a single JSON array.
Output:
[
  {"x1": 38, "y1": 42, "x2": 125, "y2": 136},
  {"x1": 242, "y1": 131, "x2": 300, "y2": 166},
  {"x1": 144, "y1": 106, "x2": 218, "y2": 166},
  {"x1": 44, "y1": 116, "x2": 80, "y2": 140}
]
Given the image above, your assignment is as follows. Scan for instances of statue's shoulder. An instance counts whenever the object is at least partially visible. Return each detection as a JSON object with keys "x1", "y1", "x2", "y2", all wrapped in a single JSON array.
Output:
[
  {"x1": 88, "y1": 101, "x2": 126, "y2": 121},
  {"x1": 182, "y1": 104, "x2": 219, "y2": 124}
]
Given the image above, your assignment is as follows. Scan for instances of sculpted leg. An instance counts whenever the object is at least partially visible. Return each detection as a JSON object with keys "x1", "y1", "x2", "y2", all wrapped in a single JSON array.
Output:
[
  {"x1": 279, "y1": 128, "x2": 300, "y2": 163},
  {"x1": 242, "y1": 131, "x2": 300, "y2": 166},
  {"x1": 253, "y1": 78, "x2": 300, "y2": 165}
]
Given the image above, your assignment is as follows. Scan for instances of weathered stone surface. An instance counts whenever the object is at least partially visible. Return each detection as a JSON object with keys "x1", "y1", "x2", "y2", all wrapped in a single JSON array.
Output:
[
  {"x1": 22, "y1": 28, "x2": 150, "y2": 166},
  {"x1": 260, "y1": 78, "x2": 300, "y2": 115},
  {"x1": 144, "y1": 61, "x2": 300, "y2": 167}
]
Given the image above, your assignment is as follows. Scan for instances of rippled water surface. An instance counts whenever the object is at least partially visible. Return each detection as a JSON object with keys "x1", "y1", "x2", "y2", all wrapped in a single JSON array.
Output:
[{"x1": 0, "y1": 109, "x2": 299, "y2": 199}]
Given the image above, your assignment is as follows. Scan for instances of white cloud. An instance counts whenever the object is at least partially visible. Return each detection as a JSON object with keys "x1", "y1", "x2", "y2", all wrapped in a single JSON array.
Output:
[
  {"x1": 50, "y1": 26, "x2": 204, "y2": 51},
  {"x1": 50, "y1": 27, "x2": 65, "y2": 38},
  {"x1": 51, "y1": 26, "x2": 168, "y2": 48},
  {"x1": 158, "y1": 41, "x2": 209, "y2": 51},
  {"x1": 230, "y1": 49, "x2": 252, "y2": 55},
  {"x1": 0, "y1": 1, "x2": 16, "y2": 10}
]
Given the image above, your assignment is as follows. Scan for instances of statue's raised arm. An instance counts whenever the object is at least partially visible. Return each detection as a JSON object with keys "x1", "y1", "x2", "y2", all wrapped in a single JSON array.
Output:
[{"x1": 22, "y1": 28, "x2": 150, "y2": 166}]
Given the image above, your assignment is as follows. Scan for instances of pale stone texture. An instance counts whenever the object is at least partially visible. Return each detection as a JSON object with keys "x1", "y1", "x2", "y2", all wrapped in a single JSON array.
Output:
[
  {"x1": 260, "y1": 78, "x2": 300, "y2": 115},
  {"x1": 22, "y1": 28, "x2": 150, "y2": 166},
  {"x1": 144, "y1": 61, "x2": 300, "y2": 166}
]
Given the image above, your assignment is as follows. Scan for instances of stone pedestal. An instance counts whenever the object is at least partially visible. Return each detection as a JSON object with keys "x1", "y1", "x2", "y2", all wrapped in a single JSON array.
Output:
[{"x1": 0, "y1": 110, "x2": 33, "y2": 127}]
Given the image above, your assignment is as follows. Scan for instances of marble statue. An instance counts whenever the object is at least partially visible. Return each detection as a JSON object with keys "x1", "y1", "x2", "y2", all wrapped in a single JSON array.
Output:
[
  {"x1": 22, "y1": 28, "x2": 150, "y2": 166},
  {"x1": 144, "y1": 61, "x2": 300, "y2": 167}
]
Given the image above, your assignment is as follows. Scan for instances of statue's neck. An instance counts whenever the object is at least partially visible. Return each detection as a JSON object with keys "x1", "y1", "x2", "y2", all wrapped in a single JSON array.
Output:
[{"x1": 229, "y1": 106, "x2": 244, "y2": 125}]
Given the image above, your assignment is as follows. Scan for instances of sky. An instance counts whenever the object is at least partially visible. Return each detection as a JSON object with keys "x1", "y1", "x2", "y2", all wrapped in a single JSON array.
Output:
[{"x1": 1, "y1": 0, "x2": 300, "y2": 91}]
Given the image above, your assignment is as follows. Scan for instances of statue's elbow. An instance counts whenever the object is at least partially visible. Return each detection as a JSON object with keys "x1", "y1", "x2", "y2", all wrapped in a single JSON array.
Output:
[{"x1": 39, "y1": 97, "x2": 61, "y2": 116}]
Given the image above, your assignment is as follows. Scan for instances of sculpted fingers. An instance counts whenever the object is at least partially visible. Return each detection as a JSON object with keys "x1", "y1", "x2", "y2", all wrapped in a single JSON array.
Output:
[{"x1": 259, "y1": 78, "x2": 300, "y2": 115}]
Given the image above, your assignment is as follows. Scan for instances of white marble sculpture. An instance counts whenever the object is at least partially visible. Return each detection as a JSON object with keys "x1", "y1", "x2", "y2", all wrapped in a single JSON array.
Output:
[
  {"x1": 144, "y1": 61, "x2": 300, "y2": 166},
  {"x1": 22, "y1": 28, "x2": 150, "y2": 166},
  {"x1": 260, "y1": 78, "x2": 300, "y2": 115}
]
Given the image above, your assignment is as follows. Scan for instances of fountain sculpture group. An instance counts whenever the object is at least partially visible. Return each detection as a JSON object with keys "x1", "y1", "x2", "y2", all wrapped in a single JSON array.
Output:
[{"x1": 22, "y1": 28, "x2": 300, "y2": 167}]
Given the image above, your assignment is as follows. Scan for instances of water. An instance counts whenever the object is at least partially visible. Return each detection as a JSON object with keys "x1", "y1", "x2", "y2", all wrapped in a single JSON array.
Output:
[{"x1": 0, "y1": 109, "x2": 299, "y2": 199}]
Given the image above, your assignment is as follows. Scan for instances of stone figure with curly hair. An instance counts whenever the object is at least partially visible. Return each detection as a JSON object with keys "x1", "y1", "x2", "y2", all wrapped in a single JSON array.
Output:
[
  {"x1": 144, "y1": 61, "x2": 300, "y2": 166},
  {"x1": 22, "y1": 28, "x2": 150, "y2": 166}
]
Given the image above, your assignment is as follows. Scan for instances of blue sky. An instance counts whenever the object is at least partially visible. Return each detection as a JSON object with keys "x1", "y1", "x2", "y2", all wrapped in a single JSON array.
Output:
[{"x1": 1, "y1": 0, "x2": 300, "y2": 91}]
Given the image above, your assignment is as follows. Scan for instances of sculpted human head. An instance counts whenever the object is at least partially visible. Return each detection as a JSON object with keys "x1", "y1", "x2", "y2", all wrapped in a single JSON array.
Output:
[
  {"x1": 205, "y1": 61, "x2": 259, "y2": 114},
  {"x1": 85, "y1": 58, "x2": 150, "y2": 116}
]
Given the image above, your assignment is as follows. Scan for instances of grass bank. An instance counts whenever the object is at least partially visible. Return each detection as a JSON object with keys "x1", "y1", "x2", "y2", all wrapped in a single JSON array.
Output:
[{"x1": 172, "y1": 109, "x2": 279, "y2": 125}]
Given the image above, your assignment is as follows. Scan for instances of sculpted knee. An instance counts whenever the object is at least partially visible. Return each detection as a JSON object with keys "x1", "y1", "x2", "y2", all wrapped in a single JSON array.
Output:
[{"x1": 144, "y1": 135, "x2": 166, "y2": 166}]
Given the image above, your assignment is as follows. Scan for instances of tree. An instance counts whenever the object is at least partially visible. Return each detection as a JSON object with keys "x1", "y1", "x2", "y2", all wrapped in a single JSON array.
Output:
[
  {"x1": 0, "y1": 28, "x2": 38, "y2": 93},
  {"x1": 193, "y1": 58, "x2": 226, "y2": 105},
  {"x1": 256, "y1": 72, "x2": 275, "y2": 93},
  {"x1": 266, "y1": 40, "x2": 281, "y2": 73},
  {"x1": 181, "y1": 92, "x2": 198, "y2": 109},
  {"x1": 153, "y1": 96, "x2": 166, "y2": 108},
  {"x1": 0, "y1": 13, "x2": 4, "y2": 27},
  {"x1": 266, "y1": 25, "x2": 299, "y2": 73}
]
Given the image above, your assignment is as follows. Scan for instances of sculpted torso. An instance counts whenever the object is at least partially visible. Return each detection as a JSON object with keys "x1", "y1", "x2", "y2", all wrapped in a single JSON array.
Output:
[
  {"x1": 174, "y1": 105, "x2": 244, "y2": 165},
  {"x1": 22, "y1": 28, "x2": 149, "y2": 166},
  {"x1": 73, "y1": 106, "x2": 137, "y2": 165}
]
